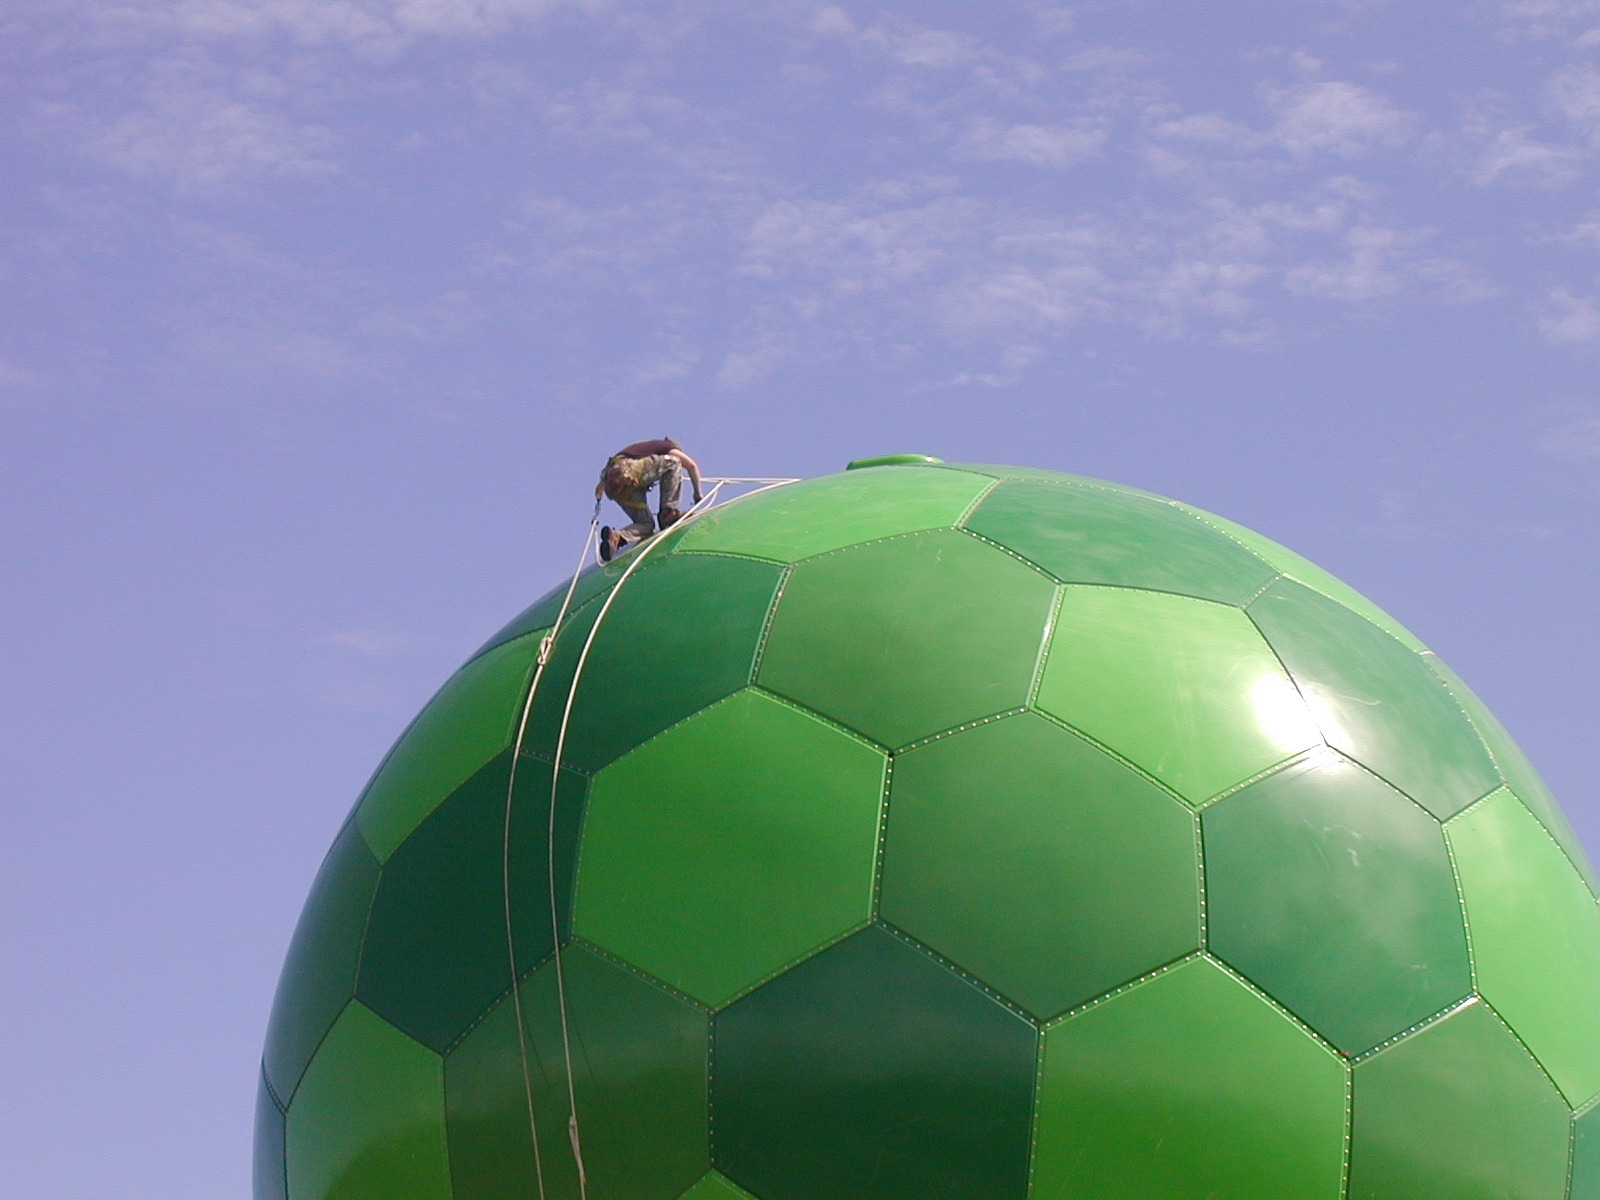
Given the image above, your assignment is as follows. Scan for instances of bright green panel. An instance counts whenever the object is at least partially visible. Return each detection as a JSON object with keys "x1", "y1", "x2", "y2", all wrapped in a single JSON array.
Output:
[
  {"x1": 444, "y1": 945, "x2": 708, "y2": 1200},
  {"x1": 1037, "y1": 587, "x2": 1320, "y2": 804},
  {"x1": 1348, "y1": 1000, "x2": 1570, "y2": 1200},
  {"x1": 965, "y1": 480, "x2": 1278, "y2": 604},
  {"x1": 1204, "y1": 751, "x2": 1471, "y2": 1055},
  {"x1": 1424, "y1": 651, "x2": 1600, "y2": 897},
  {"x1": 356, "y1": 753, "x2": 588, "y2": 1053},
  {"x1": 1448, "y1": 789, "x2": 1600, "y2": 1104},
  {"x1": 286, "y1": 1002, "x2": 451, "y2": 1200},
  {"x1": 676, "y1": 1173, "x2": 753, "y2": 1200},
  {"x1": 1177, "y1": 505, "x2": 1427, "y2": 652},
  {"x1": 575, "y1": 690, "x2": 886, "y2": 1006},
  {"x1": 529, "y1": 553, "x2": 783, "y2": 773},
  {"x1": 677, "y1": 467, "x2": 992, "y2": 562},
  {"x1": 881, "y1": 713, "x2": 1198, "y2": 1018},
  {"x1": 1034, "y1": 956, "x2": 1348, "y2": 1200},
  {"x1": 355, "y1": 632, "x2": 544, "y2": 862},
  {"x1": 255, "y1": 1070, "x2": 288, "y2": 1200},
  {"x1": 264, "y1": 821, "x2": 380, "y2": 1101},
  {"x1": 940, "y1": 464, "x2": 1165, "y2": 497},
  {"x1": 758, "y1": 530, "x2": 1055, "y2": 748},
  {"x1": 472, "y1": 561, "x2": 625, "y2": 661},
  {"x1": 1249, "y1": 580, "x2": 1498, "y2": 819},
  {"x1": 712, "y1": 926, "x2": 1036, "y2": 1200},
  {"x1": 1573, "y1": 1103, "x2": 1600, "y2": 1200}
]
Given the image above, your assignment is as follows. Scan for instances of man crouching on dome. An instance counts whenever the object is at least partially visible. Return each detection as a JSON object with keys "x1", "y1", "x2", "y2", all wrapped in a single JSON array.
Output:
[{"x1": 596, "y1": 437, "x2": 704, "y2": 561}]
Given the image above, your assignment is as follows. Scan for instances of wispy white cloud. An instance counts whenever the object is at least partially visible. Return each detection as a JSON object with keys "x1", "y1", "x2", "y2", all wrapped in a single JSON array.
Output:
[
  {"x1": 1268, "y1": 80, "x2": 1414, "y2": 158},
  {"x1": 1541, "y1": 288, "x2": 1600, "y2": 341}
]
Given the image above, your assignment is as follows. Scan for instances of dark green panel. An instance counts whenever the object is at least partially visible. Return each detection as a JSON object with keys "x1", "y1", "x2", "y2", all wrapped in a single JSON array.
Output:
[
  {"x1": 254, "y1": 1069, "x2": 288, "y2": 1200},
  {"x1": 574, "y1": 690, "x2": 885, "y2": 1008},
  {"x1": 1424, "y1": 651, "x2": 1600, "y2": 897},
  {"x1": 758, "y1": 529, "x2": 1056, "y2": 748},
  {"x1": 472, "y1": 559, "x2": 626, "y2": 661},
  {"x1": 1349, "y1": 1000, "x2": 1570, "y2": 1200},
  {"x1": 285, "y1": 1002, "x2": 452, "y2": 1200},
  {"x1": 712, "y1": 925, "x2": 1036, "y2": 1200},
  {"x1": 1572, "y1": 1103, "x2": 1600, "y2": 1200},
  {"x1": 532, "y1": 553, "x2": 784, "y2": 773},
  {"x1": 1034, "y1": 957, "x2": 1348, "y2": 1200},
  {"x1": 1248, "y1": 579, "x2": 1498, "y2": 819},
  {"x1": 963, "y1": 480, "x2": 1277, "y2": 604},
  {"x1": 444, "y1": 945, "x2": 709, "y2": 1200},
  {"x1": 357, "y1": 753, "x2": 588, "y2": 1053},
  {"x1": 1205, "y1": 752, "x2": 1471, "y2": 1055},
  {"x1": 263, "y1": 820, "x2": 380, "y2": 1101},
  {"x1": 881, "y1": 713, "x2": 1199, "y2": 1019}
]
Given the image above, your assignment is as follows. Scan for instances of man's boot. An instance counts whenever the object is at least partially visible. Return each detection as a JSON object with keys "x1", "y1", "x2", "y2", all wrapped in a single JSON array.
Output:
[{"x1": 658, "y1": 505, "x2": 683, "y2": 529}]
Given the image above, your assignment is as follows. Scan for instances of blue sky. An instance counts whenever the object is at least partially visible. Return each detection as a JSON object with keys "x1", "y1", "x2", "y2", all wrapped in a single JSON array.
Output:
[{"x1": 4, "y1": 1, "x2": 1600, "y2": 1196}]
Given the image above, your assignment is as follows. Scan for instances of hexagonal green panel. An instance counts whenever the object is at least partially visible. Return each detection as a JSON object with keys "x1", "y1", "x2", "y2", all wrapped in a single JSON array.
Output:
[
  {"x1": 712, "y1": 926, "x2": 1036, "y2": 1200},
  {"x1": 473, "y1": 561, "x2": 626, "y2": 661},
  {"x1": 1424, "y1": 651, "x2": 1599, "y2": 897},
  {"x1": 285, "y1": 1001, "x2": 451, "y2": 1200},
  {"x1": 255, "y1": 1071, "x2": 287, "y2": 1200},
  {"x1": 355, "y1": 630, "x2": 546, "y2": 862},
  {"x1": 264, "y1": 820, "x2": 380, "y2": 1102},
  {"x1": 1037, "y1": 586, "x2": 1321, "y2": 805},
  {"x1": 880, "y1": 712, "x2": 1198, "y2": 1019},
  {"x1": 758, "y1": 529, "x2": 1055, "y2": 748},
  {"x1": 1248, "y1": 579, "x2": 1497, "y2": 820},
  {"x1": 1572, "y1": 1101, "x2": 1600, "y2": 1200},
  {"x1": 523, "y1": 552, "x2": 784, "y2": 773},
  {"x1": 676, "y1": 1173, "x2": 753, "y2": 1200},
  {"x1": 444, "y1": 944, "x2": 708, "y2": 1200},
  {"x1": 1033, "y1": 956, "x2": 1348, "y2": 1200},
  {"x1": 1348, "y1": 999, "x2": 1570, "y2": 1200},
  {"x1": 1176, "y1": 504, "x2": 1427, "y2": 653},
  {"x1": 678, "y1": 467, "x2": 993, "y2": 562},
  {"x1": 573, "y1": 689, "x2": 886, "y2": 1007},
  {"x1": 965, "y1": 480, "x2": 1278, "y2": 604},
  {"x1": 356, "y1": 753, "x2": 588, "y2": 1053},
  {"x1": 1204, "y1": 750, "x2": 1471, "y2": 1055},
  {"x1": 1448, "y1": 789, "x2": 1600, "y2": 1104}
]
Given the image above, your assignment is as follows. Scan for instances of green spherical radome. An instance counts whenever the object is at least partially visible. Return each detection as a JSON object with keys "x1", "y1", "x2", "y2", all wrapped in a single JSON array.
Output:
[{"x1": 257, "y1": 462, "x2": 1600, "y2": 1200}]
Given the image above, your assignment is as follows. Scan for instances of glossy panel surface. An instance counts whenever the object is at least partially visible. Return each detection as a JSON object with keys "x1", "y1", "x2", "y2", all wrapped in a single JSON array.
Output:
[
  {"x1": 1033, "y1": 957, "x2": 1348, "y2": 1200},
  {"x1": 473, "y1": 562, "x2": 624, "y2": 661},
  {"x1": 758, "y1": 529, "x2": 1055, "y2": 747},
  {"x1": 356, "y1": 753, "x2": 588, "y2": 1053},
  {"x1": 356, "y1": 632, "x2": 543, "y2": 861},
  {"x1": 1178, "y1": 505, "x2": 1427, "y2": 652},
  {"x1": 1348, "y1": 1000, "x2": 1569, "y2": 1200},
  {"x1": 1204, "y1": 752, "x2": 1471, "y2": 1054},
  {"x1": 444, "y1": 945, "x2": 708, "y2": 1200},
  {"x1": 1248, "y1": 579, "x2": 1497, "y2": 819},
  {"x1": 1037, "y1": 587, "x2": 1319, "y2": 804},
  {"x1": 880, "y1": 712, "x2": 1198, "y2": 1018},
  {"x1": 712, "y1": 926, "x2": 1035, "y2": 1200},
  {"x1": 965, "y1": 480, "x2": 1277, "y2": 604},
  {"x1": 264, "y1": 820, "x2": 381, "y2": 1101},
  {"x1": 285, "y1": 1002, "x2": 451, "y2": 1200},
  {"x1": 678, "y1": 467, "x2": 992, "y2": 562},
  {"x1": 255, "y1": 1071, "x2": 288, "y2": 1200},
  {"x1": 1425, "y1": 651, "x2": 1599, "y2": 896},
  {"x1": 1573, "y1": 1103, "x2": 1600, "y2": 1200},
  {"x1": 575, "y1": 690, "x2": 886, "y2": 1006},
  {"x1": 537, "y1": 552, "x2": 783, "y2": 772},
  {"x1": 1448, "y1": 789, "x2": 1600, "y2": 1104}
]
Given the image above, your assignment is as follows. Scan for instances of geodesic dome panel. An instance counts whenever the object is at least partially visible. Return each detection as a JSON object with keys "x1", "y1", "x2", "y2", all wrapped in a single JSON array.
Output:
[{"x1": 258, "y1": 461, "x2": 1600, "y2": 1200}]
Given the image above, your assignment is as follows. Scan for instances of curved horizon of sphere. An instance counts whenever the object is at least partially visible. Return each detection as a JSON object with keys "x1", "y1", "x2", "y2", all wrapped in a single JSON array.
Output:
[{"x1": 256, "y1": 461, "x2": 1600, "y2": 1200}]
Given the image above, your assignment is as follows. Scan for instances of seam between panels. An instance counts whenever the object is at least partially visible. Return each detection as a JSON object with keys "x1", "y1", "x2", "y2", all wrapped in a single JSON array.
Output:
[
  {"x1": 1028, "y1": 707, "x2": 1191, "y2": 811},
  {"x1": 1480, "y1": 998, "x2": 1572, "y2": 1106},
  {"x1": 283, "y1": 996, "x2": 359, "y2": 1109},
  {"x1": 745, "y1": 685, "x2": 894, "y2": 754},
  {"x1": 1505, "y1": 786, "x2": 1600, "y2": 905},
  {"x1": 950, "y1": 527, "x2": 1060, "y2": 582},
  {"x1": 869, "y1": 755, "x2": 894, "y2": 923},
  {"x1": 708, "y1": 1003, "x2": 719, "y2": 1168},
  {"x1": 1340, "y1": 1056, "x2": 1354, "y2": 1200},
  {"x1": 1348, "y1": 995, "x2": 1478, "y2": 1067},
  {"x1": 709, "y1": 921, "x2": 876, "y2": 1015},
  {"x1": 893, "y1": 707, "x2": 1029, "y2": 754},
  {"x1": 1194, "y1": 807, "x2": 1209, "y2": 953},
  {"x1": 1042, "y1": 952, "x2": 1207, "y2": 1030},
  {"x1": 261, "y1": 1063, "x2": 288, "y2": 1112},
  {"x1": 1239, "y1": 604, "x2": 1334, "y2": 764},
  {"x1": 747, "y1": 564, "x2": 792, "y2": 681},
  {"x1": 1439, "y1": 819, "x2": 1478, "y2": 993},
  {"x1": 875, "y1": 920, "x2": 1037, "y2": 1023},
  {"x1": 1204, "y1": 955, "x2": 1344, "y2": 1059},
  {"x1": 1026, "y1": 585, "x2": 1065, "y2": 709},
  {"x1": 1192, "y1": 746, "x2": 1326, "y2": 813},
  {"x1": 954, "y1": 477, "x2": 1001, "y2": 525},
  {"x1": 1239, "y1": 571, "x2": 1284, "y2": 607},
  {"x1": 787, "y1": 526, "x2": 958, "y2": 566},
  {"x1": 566, "y1": 935, "x2": 709, "y2": 1011}
]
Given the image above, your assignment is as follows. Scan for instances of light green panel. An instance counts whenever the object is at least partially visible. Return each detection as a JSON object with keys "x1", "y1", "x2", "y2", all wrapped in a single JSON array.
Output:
[
  {"x1": 1037, "y1": 587, "x2": 1321, "y2": 805},
  {"x1": 676, "y1": 1172, "x2": 754, "y2": 1200},
  {"x1": 1348, "y1": 1000, "x2": 1570, "y2": 1200},
  {"x1": 677, "y1": 467, "x2": 992, "y2": 562},
  {"x1": 574, "y1": 689, "x2": 886, "y2": 1007},
  {"x1": 1448, "y1": 789, "x2": 1600, "y2": 1104},
  {"x1": 354, "y1": 631, "x2": 545, "y2": 862},
  {"x1": 285, "y1": 1002, "x2": 450, "y2": 1200},
  {"x1": 1177, "y1": 505, "x2": 1427, "y2": 653},
  {"x1": 1034, "y1": 956, "x2": 1348, "y2": 1200}
]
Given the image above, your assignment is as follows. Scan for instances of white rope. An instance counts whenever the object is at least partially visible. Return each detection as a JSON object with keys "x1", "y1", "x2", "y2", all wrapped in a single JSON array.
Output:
[{"x1": 501, "y1": 475, "x2": 799, "y2": 1200}]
